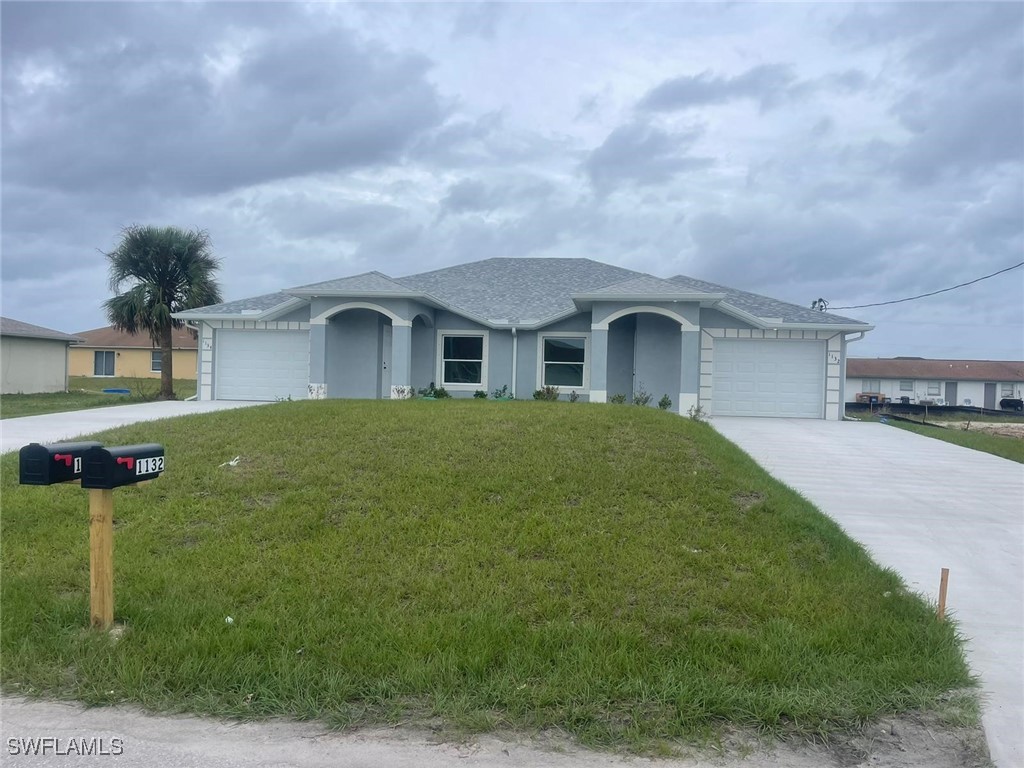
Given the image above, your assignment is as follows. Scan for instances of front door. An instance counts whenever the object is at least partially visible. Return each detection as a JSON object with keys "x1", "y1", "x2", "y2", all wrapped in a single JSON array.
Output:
[
  {"x1": 945, "y1": 381, "x2": 957, "y2": 406},
  {"x1": 381, "y1": 323, "x2": 392, "y2": 399},
  {"x1": 984, "y1": 383, "x2": 997, "y2": 410}
]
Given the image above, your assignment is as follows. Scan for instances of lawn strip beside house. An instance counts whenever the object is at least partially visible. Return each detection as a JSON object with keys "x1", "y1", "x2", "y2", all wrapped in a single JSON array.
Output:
[
  {"x1": 0, "y1": 401, "x2": 976, "y2": 752},
  {"x1": 1, "y1": 377, "x2": 198, "y2": 419},
  {"x1": 858, "y1": 413, "x2": 1024, "y2": 464}
]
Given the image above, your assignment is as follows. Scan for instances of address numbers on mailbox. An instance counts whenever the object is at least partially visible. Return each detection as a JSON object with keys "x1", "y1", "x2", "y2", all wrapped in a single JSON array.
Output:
[{"x1": 81, "y1": 444, "x2": 166, "y2": 489}]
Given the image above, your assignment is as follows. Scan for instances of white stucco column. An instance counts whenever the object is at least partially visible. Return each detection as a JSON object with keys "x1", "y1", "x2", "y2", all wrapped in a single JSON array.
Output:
[
  {"x1": 590, "y1": 326, "x2": 608, "y2": 403},
  {"x1": 307, "y1": 321, "x2": 326, "y2": 399},
  {"x1": 679, "y1": 328, "x2": 700, "y2": 416},
  {"x1": 390, "y1": 322, "x2": 413, "y2": 398}
]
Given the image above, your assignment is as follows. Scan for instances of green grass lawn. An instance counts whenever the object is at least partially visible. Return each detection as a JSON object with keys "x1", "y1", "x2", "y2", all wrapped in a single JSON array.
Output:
[
  {"x1": 0, "y1": 401, "x2": 974, "y2": 750},
  {"x1": 1, "y1": 376, "x2": 197, "y2": 419},
  {"x1": 854, "y1": 413, "x2": 1024, "y2": 464}
]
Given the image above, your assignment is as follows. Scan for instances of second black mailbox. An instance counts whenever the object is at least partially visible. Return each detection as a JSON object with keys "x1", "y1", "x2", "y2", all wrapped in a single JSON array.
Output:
[
  {"x1": 19, "y1": 441, "x2": 103, "y2": 485},
  {"x1": 81, "y1": 444, "x2": 166, "y2": 489}
]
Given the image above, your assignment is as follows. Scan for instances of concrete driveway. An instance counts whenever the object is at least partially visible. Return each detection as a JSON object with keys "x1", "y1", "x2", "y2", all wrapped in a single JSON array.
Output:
[
  {"x1": 711, "y1": 417, "x2": 1024, "y2": 768},
  {"x1": 1, "y1": 400, "x2": 267, "y2": 455}
]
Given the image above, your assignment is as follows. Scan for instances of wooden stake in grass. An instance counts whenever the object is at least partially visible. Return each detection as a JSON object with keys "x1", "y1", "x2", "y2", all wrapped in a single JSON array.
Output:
[
  {"x1": 89, "y1": 489, "x2": 115, "y2": 630},
  {"x1": 937, "y1": 567, "x2": 950, "y2": 622}
]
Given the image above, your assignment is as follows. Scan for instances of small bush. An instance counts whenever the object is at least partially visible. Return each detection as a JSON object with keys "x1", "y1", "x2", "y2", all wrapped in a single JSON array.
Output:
[
  {"x1": 533, "y1": 386, "x2": 560, "y2": 401},
  {"x1": 568, "y1": 390, "x2": 580, "y2": 403},
  {"x1": 658, "y1": 394, "x2": 672, "y2": 410},
  {"x1": 687, "y1": 403, "x2": 707, "y2": 421},
  {"x1": 417, "y1": 382, "x2": 451, "y2": 399},
  {"x1": 491, "y1": 384, "x2": 511, "y2": 400},
  {"x1": 610, "y1": 393, "x2": 627, "y2": 404},
  {"x1": 473, "y1": 390, "x2": 488, "y2": 399},
  {"x1": 633, "y1": 383, "x2": 653, "y2": 407}
]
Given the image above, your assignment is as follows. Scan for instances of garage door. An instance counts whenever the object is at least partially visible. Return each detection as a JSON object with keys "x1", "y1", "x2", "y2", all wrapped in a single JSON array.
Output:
[
  {"x1": 215, "y1": 330, "x2": 309, "y2": 401},
  {"x1": 712, "y1": 339, "x2": 825, "y2": 418}
]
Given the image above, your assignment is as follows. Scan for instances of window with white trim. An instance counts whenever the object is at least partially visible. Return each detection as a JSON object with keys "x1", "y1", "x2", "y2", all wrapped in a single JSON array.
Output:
[
  {"x1": 151, "y1": 350, "x2": 162, "y2": 372},
  {"x1": 440, "y1": 333, "x2": 486, "y2": 386},
  {"x1": 927, "y1": 381, "x2": 941, "y2": 396},
  {"x1": 1002, "y1": 383, "x2": 1015, "y2": 397},
  {"x1": 899, "y1": 380, "x2": 913, "y2": 392},
  {"x1": 540, "y1": 334, "x2": 588, "y2": 389},
  {"x1": 94, "y1": 350, "x2": 115, "y2": 377},
  {"x1": 863, "y1": 379, "x2": 880, "y2": 393}
]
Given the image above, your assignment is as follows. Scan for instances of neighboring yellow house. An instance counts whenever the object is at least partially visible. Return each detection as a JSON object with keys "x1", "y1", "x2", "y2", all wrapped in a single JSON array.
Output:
[{"x1": 70, "y1": 326, "x2": 198, "y2": 380}]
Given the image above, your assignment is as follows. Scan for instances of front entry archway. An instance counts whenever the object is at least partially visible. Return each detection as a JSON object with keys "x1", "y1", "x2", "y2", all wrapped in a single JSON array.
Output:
[{"x1": 324, "y1": 308, "x2": 391, "y2": 399}]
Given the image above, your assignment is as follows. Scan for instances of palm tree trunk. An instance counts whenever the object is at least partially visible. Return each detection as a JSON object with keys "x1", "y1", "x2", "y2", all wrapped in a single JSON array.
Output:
[{"x1": 160, "y1": 325, "x2": 174, "y2": 399}]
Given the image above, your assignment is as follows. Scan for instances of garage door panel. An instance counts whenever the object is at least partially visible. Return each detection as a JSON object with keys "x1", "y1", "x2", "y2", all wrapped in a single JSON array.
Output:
[
  {"x1": 712, "y1": 339, "x2": 824, "y2": 418},
  {"x1": 216, "y1": 330, "x2": 309, "y2": 401}
]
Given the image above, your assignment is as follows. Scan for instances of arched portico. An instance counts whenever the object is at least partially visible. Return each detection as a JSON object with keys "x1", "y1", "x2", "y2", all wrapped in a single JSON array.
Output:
[
  {"x1": 589, "y1": 303, "x2": 700, "y2": 414},
  {"x1": 307, "y1": 300, "x2": 434, "y2": 399}
]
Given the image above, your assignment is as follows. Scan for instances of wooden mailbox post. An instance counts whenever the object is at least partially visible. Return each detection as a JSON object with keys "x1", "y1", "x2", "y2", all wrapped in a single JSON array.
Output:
[{"x1": 19, "y1": 442, "x2": 165, "y2": 630}]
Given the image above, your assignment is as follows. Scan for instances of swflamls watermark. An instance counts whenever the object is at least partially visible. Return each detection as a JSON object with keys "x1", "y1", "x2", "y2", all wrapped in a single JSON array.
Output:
[{"x1": 6, "y1": 736, "x2": 124, "y2": 756}]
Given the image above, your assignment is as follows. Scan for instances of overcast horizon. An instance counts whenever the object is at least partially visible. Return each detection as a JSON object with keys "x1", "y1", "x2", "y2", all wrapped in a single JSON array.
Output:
[{"x1": 3, "y1": 2, "x2": 1023, "y2": 360}]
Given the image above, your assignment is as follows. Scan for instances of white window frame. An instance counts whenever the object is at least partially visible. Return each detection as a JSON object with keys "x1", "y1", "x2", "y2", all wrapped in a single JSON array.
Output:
[
  {"x1": 1001, "y1": 383, "x2": 1015, "y2": 397},
  {"x1": 863, "y1": 379, "x2": 881, "y2": 393},
  {"x1": 537, "y1": 332, "x2": 590, "y2": 392},
  {"x1": 94, "y1": 350, "x2": 115, "y2": 377},
  {"x1": 436, "y1": 330, "x2": 489, "y2": 391},
  {"x1": 927, "y1": 381, "x2": 941, "y2": 396},
  {"x1": 151, "y1": 350, "x2": 162, "y2": 373},
  {"x1": 899, "y1": 380, "x2": 913, "y2": 392}
]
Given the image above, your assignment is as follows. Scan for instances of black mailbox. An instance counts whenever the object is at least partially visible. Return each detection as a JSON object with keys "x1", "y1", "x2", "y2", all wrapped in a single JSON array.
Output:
[
  {"x1": 81, "y1": 444, "x2": 165, "y2": 489},
  {"x1": 19, "y1": 441, "x2": 104, "y2": 485}
]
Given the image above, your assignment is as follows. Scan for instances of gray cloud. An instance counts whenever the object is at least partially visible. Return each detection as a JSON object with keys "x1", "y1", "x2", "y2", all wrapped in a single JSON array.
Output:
[
  {"x1": 584, "y1": 122, "x2": 712, "y2": 192},
  {"x1": 260, "y1": 194, "x2": 409, "y2": 240},
  {"x1": 1, "y1": 3, "x2": 1021, "y2": 361},
  {"x1": 638, "y1": 64, "x2": 801, "y2": 112},
  {"x1": 451, "y1": 3, "x2": 506, "y2": 39},
  {"x1": 3, "y1": 8, "x2": 447, "y2": 197},
  {"x1": 836, "y1": 3, "x2": 1023, "y2": 77},
  {"x1": 439, "y1": 177, "x2": 555, "y2": 218},
  {"x1": 888, "y1": 78, "x2": 1023, "y2": 185}
]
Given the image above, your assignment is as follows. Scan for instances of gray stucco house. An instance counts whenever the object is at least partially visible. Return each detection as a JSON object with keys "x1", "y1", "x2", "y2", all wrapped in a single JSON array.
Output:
[
  {"x1": 1, "y1": 317, "x2": 81, "y2": 395},
  {"x1": 173, "y1": 258, "x2": 872, "y2": 419}
]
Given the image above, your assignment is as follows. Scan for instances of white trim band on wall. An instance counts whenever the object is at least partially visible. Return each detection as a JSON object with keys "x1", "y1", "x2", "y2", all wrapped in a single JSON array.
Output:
[{"x1": 592, "y1": 305, "x2": 697, "y2": 332}]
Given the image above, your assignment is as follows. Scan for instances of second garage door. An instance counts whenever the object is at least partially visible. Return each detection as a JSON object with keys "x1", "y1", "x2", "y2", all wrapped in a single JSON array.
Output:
[
  {"x1": 215, "y1": 330, "x2": 309, "y2": 401},
  {"x1": 712, "y1": 339, "x2": 825, "y2": 418}
]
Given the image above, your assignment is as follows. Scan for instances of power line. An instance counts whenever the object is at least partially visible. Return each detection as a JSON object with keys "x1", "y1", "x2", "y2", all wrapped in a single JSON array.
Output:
[{"x1": 820, "y1": 261, "x2": 1024, "y2": 311}]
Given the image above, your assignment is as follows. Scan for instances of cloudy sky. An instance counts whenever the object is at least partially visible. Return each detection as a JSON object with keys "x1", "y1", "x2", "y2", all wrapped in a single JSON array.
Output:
[{"x1": 3, "y1": 1, "x2": 1022, "y2": 359}]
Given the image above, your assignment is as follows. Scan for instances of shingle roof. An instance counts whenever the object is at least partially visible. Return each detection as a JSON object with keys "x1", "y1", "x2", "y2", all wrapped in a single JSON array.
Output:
[
  {"x1": 0, "y1": 317, "x2": 80, "y2": 342},
  {"x1": 175, "y1": 292, "x2": 297, "y2": 318},
  {"x1": 288, "y1": 271, "x2": 417, "y2": 295},
  {"x1": 576, "y1": 274, "x2": 722, "y2": 299},
  {"x1": 669, "y1": 275, "x2": 867, "y2": 326},
  {"x1": 398, "y1": 258, "x2": 639, "y2": 325},
  {"x1": 847, "y1": 358, "x2": 1024, "y2": 382},
  {"x1": 174, "y1": 258, "x2": 870, "y2": 329},
  {"x1": 73, "y1": 325, "x2": 197, "y2": 349}
]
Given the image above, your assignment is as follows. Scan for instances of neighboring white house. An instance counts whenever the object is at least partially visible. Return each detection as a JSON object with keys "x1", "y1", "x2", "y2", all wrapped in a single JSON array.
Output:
[
  {"x1": 0, "y1": 317, "x2": 81, "y2": 395},
  {"x1": 845, "y1": 358, "x2": 1024, "y2": 409}
]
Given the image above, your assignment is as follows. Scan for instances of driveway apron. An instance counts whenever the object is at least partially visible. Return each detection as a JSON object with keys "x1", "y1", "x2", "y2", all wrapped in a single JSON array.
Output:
[{"x1": 711, "y1": 417, "x2": 1024, "y2": 768}]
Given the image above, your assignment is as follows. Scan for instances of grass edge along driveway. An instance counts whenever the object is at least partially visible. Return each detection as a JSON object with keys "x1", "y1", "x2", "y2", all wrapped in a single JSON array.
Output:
[
  {"x1": 853, "y1": 412, "x2": 1024, "y2": 464},
  {"x1": 0, "y1": 401, "x2": 977, "y2": 752}
]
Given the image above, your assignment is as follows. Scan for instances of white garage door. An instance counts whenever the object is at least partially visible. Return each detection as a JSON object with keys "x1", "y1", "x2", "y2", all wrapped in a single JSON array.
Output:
[
  {"x1": 215, "y1": 330, "x2": 309, "y2": 401},
  {"x1": 712, "y1": 339, "x2": 825, "y2": 418}
]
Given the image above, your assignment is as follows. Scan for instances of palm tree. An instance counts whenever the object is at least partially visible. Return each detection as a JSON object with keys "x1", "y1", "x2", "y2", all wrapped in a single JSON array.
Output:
[{"x1": 104, "y1": 225, "x2": 223, "y2": 400}]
